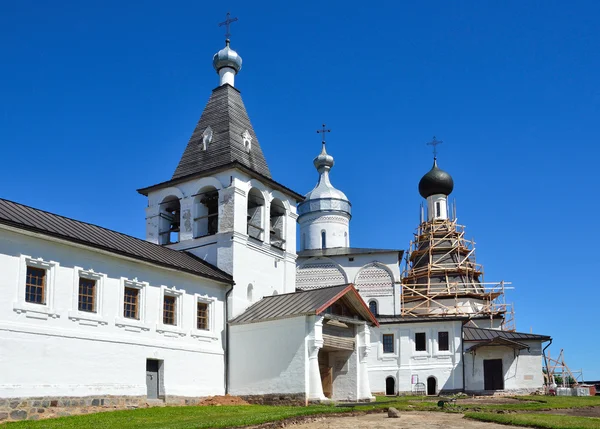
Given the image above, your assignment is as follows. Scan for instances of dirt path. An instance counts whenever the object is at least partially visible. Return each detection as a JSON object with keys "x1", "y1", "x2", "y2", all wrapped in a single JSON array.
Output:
[{"x1": 289, "y1": 411, "x2": 521, "y2": 429}]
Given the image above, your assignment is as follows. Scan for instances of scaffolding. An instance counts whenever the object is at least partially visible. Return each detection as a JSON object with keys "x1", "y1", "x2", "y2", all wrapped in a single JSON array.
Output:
[
  {"x1": 401, "y1": 217, "x2": 515, "y2": 331},
  {"x1": 544, "y1": 349, "x2": 584, "y2": 388}
]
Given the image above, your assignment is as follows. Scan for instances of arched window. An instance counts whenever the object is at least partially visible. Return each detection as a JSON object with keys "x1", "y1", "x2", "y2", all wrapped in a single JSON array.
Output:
[
  {"x1": 247, "y1": 188, "x2": 265, "y2": 241},
  {"x1": 344, "y1": 231, "x2": 348, "y2": 247},
  {"x1": 194, "y1": 187, "x2": 219, "y2": 238},
  {"x1": 247, "y1": 284, "x2": 253, "y2": 302},
  {"x1": 321, "y1": 230, "x2": 326, "y2": 249},
  {"x1": 159, "y1": 196, "x2": 180, "y2": 245},
  {"x1": 272, "y1": 290, "x2": 278, "y2": 296},
  {"x1": 270, "y1": 198, "x2": 286, "y2": 250},
  {"x1": 369, "y1": 300, "x2": 378, "y2": 315}
]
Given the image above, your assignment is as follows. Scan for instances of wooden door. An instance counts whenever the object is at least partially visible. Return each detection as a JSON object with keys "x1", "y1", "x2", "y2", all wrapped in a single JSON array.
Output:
[
  {"x1": 484, "y1": 359, "x2": 504, "y2": 390},
  {"x1": 318, "y1": 351, "x2": 333, "y2": 399}
]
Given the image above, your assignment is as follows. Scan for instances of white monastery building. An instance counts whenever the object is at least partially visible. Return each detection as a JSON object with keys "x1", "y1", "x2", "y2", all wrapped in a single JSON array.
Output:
[{"x1": 0, "y1": 30, "x2": 551, "y2": 421}]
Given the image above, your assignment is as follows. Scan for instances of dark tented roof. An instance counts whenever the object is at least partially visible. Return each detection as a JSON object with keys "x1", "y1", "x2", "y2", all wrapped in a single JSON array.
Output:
[
  {"x1": 464, "y1": 327, "x2": 550, "y2": 342},
  {"x1": 172, "y1": 84, "x2": 271, "y2": 180},
  {"x1": 230, "y1": 284, "x2": 378, "y2": 326},
  {"x1": 0, "y1": 198, "x2": 233, "y2": 284},
  {"x1": 297, "y1": 247, "x2": 403, "y2": 259}
]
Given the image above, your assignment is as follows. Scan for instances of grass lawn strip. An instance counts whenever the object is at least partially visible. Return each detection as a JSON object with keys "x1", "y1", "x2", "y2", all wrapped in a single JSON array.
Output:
[{"x1": 465, "y1": 412, "x2": 600, "y2": 429}]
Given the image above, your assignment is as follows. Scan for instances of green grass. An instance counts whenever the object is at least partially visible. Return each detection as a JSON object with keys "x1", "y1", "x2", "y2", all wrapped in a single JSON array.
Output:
[
  {"x1": 4, "y1": 395, "x2": 600, "y2": 429},
  {"x1": 3, "y1": 404, "x2": 346, "y2": 429},
  {"x1": 465, "y1": 412, "x2": 600, "y2": 429},
  {"x1": 461, "y1": 396, "x2": 600, "y2": 412}
]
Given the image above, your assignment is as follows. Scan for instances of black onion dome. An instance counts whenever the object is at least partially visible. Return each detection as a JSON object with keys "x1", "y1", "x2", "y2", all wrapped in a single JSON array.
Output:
[{"x1": 418, "y1": 158, "x2": 454, "y2": 198}]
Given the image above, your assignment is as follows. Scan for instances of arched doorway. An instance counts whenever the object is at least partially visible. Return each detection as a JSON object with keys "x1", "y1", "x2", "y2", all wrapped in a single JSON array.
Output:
[
  {"x1": 385, "y1": 377, "x2": 395, "y2": 396},
  {"x1": 427, "y1": 376, "x2": 437, "y2": 396}
]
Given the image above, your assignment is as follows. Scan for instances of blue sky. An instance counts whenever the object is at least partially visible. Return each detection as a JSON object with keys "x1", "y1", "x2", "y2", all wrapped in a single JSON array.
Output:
[{"x1": 1, "y1": 1, "x2": 599, "y2": 379}]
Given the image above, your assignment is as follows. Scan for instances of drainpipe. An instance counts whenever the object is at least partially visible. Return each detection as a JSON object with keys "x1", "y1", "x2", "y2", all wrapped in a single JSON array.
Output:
[
  {"x1": 224, "y1": 284, "x2": 234, "y2": 394},
  {"x1": 461, "y1": 322, "x2": 466, "y2": 393},
  {"x1": 542, "y1": 338, "x2": 553, "y2": 387}
]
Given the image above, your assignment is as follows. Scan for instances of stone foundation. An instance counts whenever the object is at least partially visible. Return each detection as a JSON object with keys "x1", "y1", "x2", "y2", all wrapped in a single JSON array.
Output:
[
  {"x1": 0, "y1": 395, "x2": 208, "y2": 423},
  {"x1": 240, "y1": 393, "x2": 306, "y2": 406}
]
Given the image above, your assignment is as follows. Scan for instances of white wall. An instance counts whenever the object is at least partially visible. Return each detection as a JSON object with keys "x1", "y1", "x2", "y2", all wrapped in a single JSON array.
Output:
[
  {"x1": 145, "y1": 168, "x2": 299, "y2": 318},
  {"x1": 298, "y1": 212, "x2": 350, "y2": 250},
  {"x1": 297, "y1": 252, "x2": 401, "y2": 315},
  {"x1": 464, "y1": 341, "x2": 544, "y2": 392},
  {"x1": 0, "y1": 227, "x2": 228, "y2": 398},
  {"x1": 229, "y1": 316, "x2": 307, "y2": 397},
  {"x1": 367, "y1": 320, "x2": 464, "y2": 394}
]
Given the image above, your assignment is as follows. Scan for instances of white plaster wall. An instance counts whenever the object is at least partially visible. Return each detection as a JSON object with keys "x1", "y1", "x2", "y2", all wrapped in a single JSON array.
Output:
[
  {"x1": 298, "y1": 213, "x2": 350, "y2": 250},
  {"x1": 0, "y1": 228, "x2": 227, "y2": 398},
  {"x1": 426, "y1": 194, "x2": 448, "y2": 221},
  {"x1": 367, "y1": 320, "x2": 463, "y2": 394},
  {"x1": 146, "y1": 168, "x2": 298, "y2": 319},
  {"x1": 328, "y1": 349, "x2": 358, "y2": 401},
  {"x1": 464, "y1": 341, "x2": 544, "y2": 392},
  {"x1": 229, "y1": 317, "x2": 307, "y2": 396}
]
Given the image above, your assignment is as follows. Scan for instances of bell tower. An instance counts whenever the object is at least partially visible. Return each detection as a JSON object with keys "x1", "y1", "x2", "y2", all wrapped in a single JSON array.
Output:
[{"x1": 137, "y1": 20, "x2": 303, "y2": 317}]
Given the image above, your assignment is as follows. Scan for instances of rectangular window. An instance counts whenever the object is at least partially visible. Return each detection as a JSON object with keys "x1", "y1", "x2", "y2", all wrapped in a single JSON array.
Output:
[
  {"x1": 415, "y1": 332, "x2": 426, "y2": 351},
  {"x1": 383, "y1": 333, "x2": 394, "y2": 354},
  {"x1": 25, "y1": 266, "x2": 46, "y2": 304},
  {"x1": 163, "y1": 295, "x2": 176, "y2": 325},
  {"x1": 78, "y1": 277, "x2": 96, "y2": 312},
  {"x1": 197, "y1": 302, "x2": 209, "y2": 330},
  {"x1": 438, "y1": 331, "x2": 449, "y2": 351},
  {"x1": 436, "y1": 201, "x2": 441, "y2": 217},
  {"x1": 124, "y1": 287, "x2": 139, "y2": 319}
]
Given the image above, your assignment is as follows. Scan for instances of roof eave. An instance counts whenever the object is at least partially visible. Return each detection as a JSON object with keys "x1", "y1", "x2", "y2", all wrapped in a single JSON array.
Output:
[
  {"x1": 137, "y1": 161, "x2": 305, "y2": 201},
  {"x1": 0, "y1": 220, "x2": 234, "y2": 285}
]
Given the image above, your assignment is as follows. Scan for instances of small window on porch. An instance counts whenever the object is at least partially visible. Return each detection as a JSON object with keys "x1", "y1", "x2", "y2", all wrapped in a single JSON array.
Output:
[
  {"x1": 368, "y1": 300, "x2": 378, "y2": 315},
  {"x1": 247, "y1": 188, "x2": 265, "y2": 241},
  {"x1": 269, "y1": 198, "x2": 286, "y2": 250}
]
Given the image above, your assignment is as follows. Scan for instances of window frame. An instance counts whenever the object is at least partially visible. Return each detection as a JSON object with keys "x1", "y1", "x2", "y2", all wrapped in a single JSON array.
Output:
[
  {"x1": 156, "y1": 285, "x2": 185, "y2": 336},
  {"x1": 68, "y1": 267, "x2": 107, "y2": 326},
  {"x1": 13, "y1": 255, "x2": 59, "y2": 319},
  {"x1": 115, "y1": 278, "x2": 150, "y2": 332},
  {"x1": 438, "y1": 331, "x2": 450, "y2": 352},
  {"x1": 414, "y1": 332, "x2": 427, "y2": 352},
  {"x1": 196, "y1": 301, "x2": 209, "y2": 331},
  {"x1": 191, "y1": 294, "x2": 218, "y2": 341},
  {"x1": 368, "y1": 300, "x2": 378, "y2": 315},
  {"x1": 382, "y1": 333, "x2": 395, "y2": 354}
]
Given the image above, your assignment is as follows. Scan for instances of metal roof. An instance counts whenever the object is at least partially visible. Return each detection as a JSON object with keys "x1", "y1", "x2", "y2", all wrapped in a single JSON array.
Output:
[
  {"x1": 377, "y1": 314, "x2": 489, "y2": 324},
  {"x1": 0, "y1": 198, "x2": 233, "y2": 284},
  {"x1": 172, "y1": 84, "x2": 271, "y2": 180},
  {"x1": 230, "y1": 284, "x2": 378, "y2": 326},
  {"x1": 297, "y1": 247, "x2": 403, "y2": 259},
  {"x1": 464, "y1": 327, "x2": 550, "y2": 342}
]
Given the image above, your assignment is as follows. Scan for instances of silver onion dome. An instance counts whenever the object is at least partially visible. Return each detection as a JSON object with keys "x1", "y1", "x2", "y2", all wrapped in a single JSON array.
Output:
[
  {"x1": 212, "y1": 40, "x2": 242, "y2": 74},
  {"x1": 298, "y1": 143, "x2": 351, "y2": 218}
]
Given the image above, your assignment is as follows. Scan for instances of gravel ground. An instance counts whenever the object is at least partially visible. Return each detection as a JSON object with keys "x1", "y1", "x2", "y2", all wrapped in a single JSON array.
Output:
[{"x1": 288, "y1": 411, "x2": 521, "y2": 429}]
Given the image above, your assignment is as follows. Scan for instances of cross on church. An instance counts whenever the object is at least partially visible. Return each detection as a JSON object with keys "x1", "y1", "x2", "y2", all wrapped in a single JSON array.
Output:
[
  {"x1": 219, "y1": 12, "x2": 238, "y2": 40},
  {"x1": 426, "y1": 136, "x2": 443, "y2": 158},
  {"x1": 317, "y1": 124, "x2": 331, "y2": 143}
]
